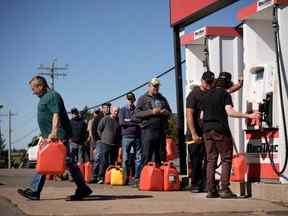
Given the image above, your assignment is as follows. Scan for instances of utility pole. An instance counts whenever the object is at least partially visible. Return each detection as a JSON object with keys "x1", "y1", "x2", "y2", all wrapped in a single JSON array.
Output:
[
  {"x1": 0, "y1": 110, "x2": 16, "y2": 168},
  {"x1": 37, "y1": 59, "x2": 68, "y2": 90}
]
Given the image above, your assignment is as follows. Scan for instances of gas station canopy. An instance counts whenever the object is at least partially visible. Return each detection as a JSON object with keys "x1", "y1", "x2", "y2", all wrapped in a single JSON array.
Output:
[{"x1": 170, "y1": 0, "x2": 238, "y2": 27}]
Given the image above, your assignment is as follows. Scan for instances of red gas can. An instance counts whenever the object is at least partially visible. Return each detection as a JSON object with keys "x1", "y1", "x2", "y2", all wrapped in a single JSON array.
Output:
[
  {"x1": 36, "y1": 139, "x2": 66, "y2": 175},
  {"x1": 104, "y1": 165, "x2": 115, "y2": 184},
  {"x1": 139, "y1": 162, "x2": 163, "y2": 191},
  {"x1": 166, "y1": 138, "x2": 176, "y2": 161},
  {"x1": 84, "y1": 162, "x2": 92, "y2": 183},
  {"x1": 230, "y1": 153, "x2": 247, "y2": 182},
  {"x1": 161, "y1": 162, "x2": 180, "y2": 191}
]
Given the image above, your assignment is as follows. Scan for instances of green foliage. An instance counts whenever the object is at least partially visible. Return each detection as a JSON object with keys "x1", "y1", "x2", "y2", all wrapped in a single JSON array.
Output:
[
  {"x1": 166, "y1": 113, "x2": 177, "y2": 140},
  {"x1": 0, "y1": 134, "x2": 5, "y2": 153},
  {"x1": 81, "y1": 105, "x2": 93, "y2": 121}
]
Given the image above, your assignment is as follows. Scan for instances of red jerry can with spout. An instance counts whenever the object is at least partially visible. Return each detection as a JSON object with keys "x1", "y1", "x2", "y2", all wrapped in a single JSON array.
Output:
[
  {"x1": 104, "y1": 165, "x2": 115, "y2": 184},
  {"x1": 230, "y1": 153, "x2": 247, "y2": 182},
  {"x1": 84, "y1": 162, "x2": 93, "y2": 183},
  {"x1": 139, "y1": 162, "x2": 163, "y2": 191},
  {"x1": 161, "y1": 162, "x2": 180, "y2": 191},
  {"x1": 166, "y1": 137, "x2": 176, "y2": 161},
  {"x1": 36, "y1": 139, "x2": 66, "y2": 175}
]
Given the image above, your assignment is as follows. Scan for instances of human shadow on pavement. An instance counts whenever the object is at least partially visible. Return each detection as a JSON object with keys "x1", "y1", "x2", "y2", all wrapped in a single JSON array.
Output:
[
  {"x1": 66, "y1": 194, "x2": 154, "y2": 201},
  {"x1": 41, "y1": 194, "x2": 153, "y2": 201}
]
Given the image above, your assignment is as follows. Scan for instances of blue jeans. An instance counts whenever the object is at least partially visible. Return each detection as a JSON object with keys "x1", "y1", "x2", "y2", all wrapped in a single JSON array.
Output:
[
  {"x1": 92, "y1": 142, "x2": 101, "y2": 180},
  {"x1": 30, "y1": 142, "x2": 87, "y2": 194},
  {"x1": 122, "y1": 136, "x2": 142, "y2": 180},
  {"x1": 69, "y1": 142, "x2": 89, "y2": 164}
]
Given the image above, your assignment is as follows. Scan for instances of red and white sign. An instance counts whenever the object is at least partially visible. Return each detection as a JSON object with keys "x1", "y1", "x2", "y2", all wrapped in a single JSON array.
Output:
[{"x1": 245, "y1": 129, "x2": 279, "y2": 181}]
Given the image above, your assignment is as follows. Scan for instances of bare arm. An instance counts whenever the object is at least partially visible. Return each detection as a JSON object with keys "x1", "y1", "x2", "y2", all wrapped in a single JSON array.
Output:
[
  {"x1": 186, "y1": 108, "x2": 201, "y2": 144},
  {"x1": 48, "y1": 113, "x2": 60, "y2": 139},
  {"x1": 225, "y1": 105, "x2": 260, "y2": 119},
  {"x1": 87, "y1": 119, "x2": 94, "y2": 144},
  {"x1": 227, "y1": 77, "x2": 243, "y2": 94}
]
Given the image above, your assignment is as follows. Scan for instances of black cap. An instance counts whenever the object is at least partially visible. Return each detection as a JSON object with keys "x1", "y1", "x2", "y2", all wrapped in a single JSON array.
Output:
[
  {"x1": 102, "y1": 102, "x2": 111, "y2": 107},
  {"x1": 94, "y1": 108, "x2": 101, "y2": 114},
  {"x1": 216, "y1": 71, "x2": 233, "y2": 89},
  {"x1": 218, "y1": 72, "x2": 232, "y2": 83},
  {"x1": 126, "y1": 92, "x2": 135, "y2": 101},
  {"x1": 71, "y1": 107, "x2": 79, "y2": 114},
  {"x1": 201, "y1": 71, "x2": 215, "y2": 81}
]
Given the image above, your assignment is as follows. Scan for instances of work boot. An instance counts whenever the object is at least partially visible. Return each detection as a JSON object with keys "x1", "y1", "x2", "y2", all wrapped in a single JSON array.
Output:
[
  {"x1": 17, "y1": 188, "x2": 40, "y2": 200},
  {"x1": 219, "y1": 188, "x2": 237, "y2": 199},
  {"x1": 66, "y1": 186, "x2": 92, "y2": 201}
]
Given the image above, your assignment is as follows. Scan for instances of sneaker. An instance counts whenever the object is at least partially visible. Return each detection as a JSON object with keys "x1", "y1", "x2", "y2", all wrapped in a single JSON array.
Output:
[
  {"x1": 97, "y1": 178, "x2": 104, "y2": 184},
  {"x1": 219, "y1": 188, "x2": 237, "y2": 199},
  {"x1": 17, "y1": 188, "x2": 40, "y2": 200},
  {"x1": 206, "y1": 190, "x2": 219, "y2": 198},
  {"x1": 191, "y1": 186, "x2": 203, "y2": 193},
  {"x1": 129, "y1": 178, "x2": 139, "y2": 188},
  {"x1": 66, "y1": 186, "x2": 92, "y2": 201}
]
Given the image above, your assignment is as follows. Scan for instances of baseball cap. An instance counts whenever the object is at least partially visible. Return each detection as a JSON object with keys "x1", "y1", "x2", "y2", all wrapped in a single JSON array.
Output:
[
  {"x1": 218, "y1": 72, "x2": 232, "y2": 83},
  {"x1": 71, "y1": 107, "x2": 79, "y2": 114},
  {"x1": 216, "y1": 71, "x2": 233, "y2": 89},
  {"x1": 201, "y1": 71, "x2": 215, "y2": 81},
  {"x1": 149, "y1": 78, "x2": 160, "y2": 86},
  {"x1": 102, "y1": 102, "x2": 111, "y2": 107},
  {"x1": 94, "y1": 108, "x2": 101, "y2": 114},
  {"x1": 126, "y1": 92, "x2": 135, "y2": 101}
]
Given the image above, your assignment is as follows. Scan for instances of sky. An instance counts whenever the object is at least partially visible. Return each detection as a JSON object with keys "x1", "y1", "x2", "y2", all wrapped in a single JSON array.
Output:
[{"x1": 0, "y1": 0, "x2": 254, "y2": 150}]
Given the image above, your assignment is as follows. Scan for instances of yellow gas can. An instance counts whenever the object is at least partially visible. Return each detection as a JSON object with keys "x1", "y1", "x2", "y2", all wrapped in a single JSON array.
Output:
[{"x1": 110, "y1": 167, "x2": 125, "y2": 186}]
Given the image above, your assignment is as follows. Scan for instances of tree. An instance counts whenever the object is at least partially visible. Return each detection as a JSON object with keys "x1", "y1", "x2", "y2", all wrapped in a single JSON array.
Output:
[
  {"x1": 166, "y1": 113, "x2": 177, "y2": 140},
  {"x1": 0, "y1": 133, "x2": 5, "y2": 154}
]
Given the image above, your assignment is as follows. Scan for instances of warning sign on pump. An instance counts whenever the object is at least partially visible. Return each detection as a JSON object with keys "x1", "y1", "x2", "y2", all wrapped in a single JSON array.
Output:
[{"x1": 257, "y1": 0, "x2": 273, "y2": 12}]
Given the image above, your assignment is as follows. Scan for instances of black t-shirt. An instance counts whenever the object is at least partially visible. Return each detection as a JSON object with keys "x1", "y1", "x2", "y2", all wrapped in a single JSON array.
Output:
[
  {"x1": 186, "y1": 86, "x2": 206, "y2": 136},
  {"x1": 201, "y1": 87, "x2": 233, "y2": 136},
  {"x1": 70, "y1": 117, "x2": 87, "y2": 144}
]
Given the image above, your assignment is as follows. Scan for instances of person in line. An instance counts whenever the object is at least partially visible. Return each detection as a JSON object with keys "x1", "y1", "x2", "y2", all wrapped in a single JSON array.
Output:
[
  {"x1": 201, "y1": 73, "x2": 260, "y2": 198},
  {"x1": 87, "y1": 109, "x2": 103, "y2": 182},
  {"x1": 18, "y1": 76, "x2": 92, "y2": 201},
  {"x1": 118, "y1": 92, "x2": 141, "y2": 185},
  {"x1": 70, "y1": 108, "x2": 88, "y2": 164},
  {"x1": 97, "y1": 106, "x2": 121, "y2": 183},
  {"x1": 134, "y1": 78, "x2": 171, "y2": 167},
  {"x1": 88, "y1": 103, "x2": 111, "y2": 183},
  {"x1": 186, "y1": 71, "x2": 215, "y2": 193}
]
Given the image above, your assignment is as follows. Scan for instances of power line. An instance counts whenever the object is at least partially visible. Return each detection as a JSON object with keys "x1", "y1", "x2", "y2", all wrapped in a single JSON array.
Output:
[
  {"x1": 38, "y1": 58, "x2": 68, "y2": 90},
  {"x1": 86, "y1": 60, "x2": 186, "y2": 112}
]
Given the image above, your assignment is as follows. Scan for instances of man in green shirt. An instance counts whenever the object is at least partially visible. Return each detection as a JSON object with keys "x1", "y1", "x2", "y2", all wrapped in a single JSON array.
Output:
[{"x1": 18, "y1": 75, "x2": 92, "y2": 201}]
